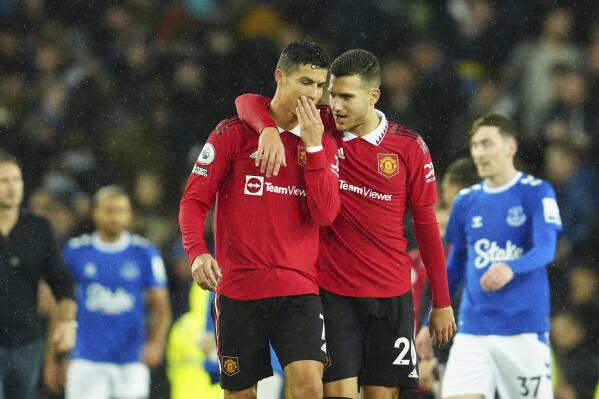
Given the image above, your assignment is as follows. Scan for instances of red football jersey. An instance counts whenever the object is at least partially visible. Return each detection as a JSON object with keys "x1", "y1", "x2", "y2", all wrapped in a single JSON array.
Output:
[
  {"x1": 236, "y1": 95, "x2": 450, "y2": 307},
  {"x1": 179, "y1": 116, "x2": 340, "y2": 300}
]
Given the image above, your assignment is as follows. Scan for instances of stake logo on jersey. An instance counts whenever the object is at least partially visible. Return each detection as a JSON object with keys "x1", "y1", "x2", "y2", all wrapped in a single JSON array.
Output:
[
  {"x1": 474, "y1": 239, "x2": 524, "y2": 269},
  {"x1": 63, "y1": 232, "x2": 167, "y2": 364},
  {"x1": 377, "y1": 153, "x2": 398, "y2": 178},
  {"x1": 86, "y1": 283, "x2": 134, "y2": 314},
  {"x1": 445, "y1": 172, "x2": 562, "y2": 335}
]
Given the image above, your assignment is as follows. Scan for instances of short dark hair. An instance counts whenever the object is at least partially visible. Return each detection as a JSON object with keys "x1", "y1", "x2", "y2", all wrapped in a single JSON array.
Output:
[
  {"x1": 329, "y1": 49, "x2": 381, "y2": 87},
  {"x1": 0, "y1": 150, "x2": 20, "y2": 168},
  {"x1": 443, "y1": 157, "x2": 479, "y2": 189},
  {"x1": 93, "y1": 185, "x2": 129, "y2": 208},
  {"x1": 276, "y1": 40, "x2": 330, "y2": 74},
  {"x1": 469, "y1": 113, "x2": 518, "y2": 140}
]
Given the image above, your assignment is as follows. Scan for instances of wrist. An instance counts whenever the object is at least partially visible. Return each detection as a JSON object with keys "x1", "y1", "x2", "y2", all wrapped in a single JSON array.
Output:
[{"x1": 59, "y1": 320, "x2": 78, "y2": 329}]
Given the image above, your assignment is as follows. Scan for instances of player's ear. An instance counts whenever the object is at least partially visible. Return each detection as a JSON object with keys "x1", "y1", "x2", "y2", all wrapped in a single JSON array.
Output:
[
  {"x1": 508, "y1": 137, "x2": 518, "y2": 156},
  {"x1": 370, "y1": 88, "x2": 381, "y2": 106},
  {"x1": 275, "y1": 69, "x2": 285, "y2": 86}
]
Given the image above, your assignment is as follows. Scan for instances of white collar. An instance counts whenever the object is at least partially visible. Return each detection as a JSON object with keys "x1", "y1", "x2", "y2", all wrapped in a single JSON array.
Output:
[
  {"x1": 278, "y1": 124, "x2": 301, "y2": 138},
  {"x1": 91, "y1": 231, "x2": 131, "y2": 253},
  {"x1": 483, "y1": 171, "x2": 522, "y2": 193},
  {"x1": 342, "y1": 109, "x2": 388, "y2": 146}
]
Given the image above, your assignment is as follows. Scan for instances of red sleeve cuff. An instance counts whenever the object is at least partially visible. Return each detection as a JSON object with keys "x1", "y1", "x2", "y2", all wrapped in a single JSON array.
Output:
[
  {"x1": 186, "y1": 243, "x2": 209, "y2": 266},
  {"x1": 304, "y1": 150, "x2": 325, "y2": 170}
]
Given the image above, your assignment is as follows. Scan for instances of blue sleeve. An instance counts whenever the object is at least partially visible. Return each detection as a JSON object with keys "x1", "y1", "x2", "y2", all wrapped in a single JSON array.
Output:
[
  {"x1": 143, "y1": 245, "x2": 168, "y2": 289},
  {"x1": 62, "y1": 244, "x2": 78, "y2": 279},
  {"x1": 422, "y1": 196, "x2": 467, "y2": 325},
  {"x1": 205, "y1": 292, "x2": 215, "y2": 332},
  {"x1": 507, "y1": 183, "x2": 562, "y2": 274},
  {"x1": 444, "y1": 196, "x2": 468, "y2": 297}
]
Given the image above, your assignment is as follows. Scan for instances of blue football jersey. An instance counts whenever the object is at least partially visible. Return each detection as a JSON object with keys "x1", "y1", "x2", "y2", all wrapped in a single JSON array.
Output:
[
  {"x1": 445, "y1": 172, "x2": 562, "y2": 335},
  {"x1": 63, "y1": 232, "x2": 167, "y2": 363}
]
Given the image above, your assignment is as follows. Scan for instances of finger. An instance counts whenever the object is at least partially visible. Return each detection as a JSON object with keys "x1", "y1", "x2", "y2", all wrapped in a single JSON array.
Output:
[
  {"x1": 300, "y1": 96, "x2": 315, "y2": 122},
  {"x1": 272, "y1": 152, "x2": 282, "y2": 176},
  {"x1": 306, "y1": 97, "x2": 321, "y2": 121},
  {"x1": 212, "y1": 260, "x2": 222, "y2": 279},
  {"x1": 203, "y1": 263, "x2": 217, "y2": 290},
  {"x1": 255, "y1": 144, "x2": 263, "y2": 167},
  {"x1": 297, "y1": 99, "x2": 310, "y2": 126},
  {"x1": 439, "y1": 328, "x2": 448, "y2": 348},
  {"x1": 260, "y1": 151, "x2": 270, "y2": 174},
  {"x1": 265, "y1": 150, "x2": 277, "y2": 178}
]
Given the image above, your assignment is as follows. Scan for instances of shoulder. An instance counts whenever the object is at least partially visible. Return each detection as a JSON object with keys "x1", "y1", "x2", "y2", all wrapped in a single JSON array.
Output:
[
  {"x1": 212, "y1": 116, "x2": 244, "y2": 137},
  {"x1": 385, "y1": 121, "x2": 429, "y2": 155},
  {"x1": 65, "y1": 233, "x2": 93, "y2": 250},
  {"x1": 518, "y1": 174, "x2": 553, "y2": 194},
  {"x1": 130, "y1": 234, "x2": 157, "y2": 250},
  {"x1": 20, "y1": 212, "x2": 51, "y2": 230},
  {"x1": 455, "y1": 183, "x2": 484, "y2": 206}
]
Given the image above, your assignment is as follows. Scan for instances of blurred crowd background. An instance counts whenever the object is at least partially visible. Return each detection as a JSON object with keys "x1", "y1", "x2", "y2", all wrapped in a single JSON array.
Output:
[{"x1": 1, "y1": 0, "x2": 598, "y2": 398}]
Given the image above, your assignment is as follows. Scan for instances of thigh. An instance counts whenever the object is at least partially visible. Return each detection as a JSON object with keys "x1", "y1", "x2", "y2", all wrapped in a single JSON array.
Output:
[
  {"x1": 320, "y1": 289, "x2": 363, "y2": 384},
  {"x1": 214, "y1": 294, "x2": 273, "y2": 391},
  {"x1": 441, "y1": 334, "x2": 495, "y2": 399},
  {"x1": 270, "y1": 294, "x2": 326, "y2": 368},
  {"x1": 361, "y1": 293, "x2": 419, "y2": 389},
  {"x1": 492, "y1": 333, "x2": 553, "y2": 399},
  {"x1": 113, "y1": 362, "x2": 150, "y2": 398},
  {"x1": 5, "y1": 339, "x2": 44, "y2": 399},
  {"x1": 65, "y1": 359, "x2": 111, "y2": 399}
]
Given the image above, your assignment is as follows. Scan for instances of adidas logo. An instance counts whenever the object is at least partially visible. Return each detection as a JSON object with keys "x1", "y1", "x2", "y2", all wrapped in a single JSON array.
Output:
[{"x1": 408, "y1": 368, "x2": 419, "y2": 379}]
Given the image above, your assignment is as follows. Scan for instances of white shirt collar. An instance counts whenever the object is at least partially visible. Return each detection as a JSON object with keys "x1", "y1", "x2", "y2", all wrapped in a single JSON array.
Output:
[
  {"x1": 342, "y1": 109, "x2": 388, "y2": 146},
  {"x1": 483, "y1": 171, "x2": 522, "y2": 193},
  {"x1": 278, "y1": 124, "x2": 301, "y2": 138},
  {"x1": 92, "y1": 231, "x2": 131, "y2": 253}
]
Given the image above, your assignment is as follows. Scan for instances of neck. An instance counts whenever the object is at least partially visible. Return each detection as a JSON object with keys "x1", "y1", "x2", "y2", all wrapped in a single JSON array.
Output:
[
  {"x1": 0, "y1": 206, "x2": 19, "y2": 235},
  {"x1": 354, "y1": 109, "x2": 380, "y2": 137},
  {"x1": 97, "y1": 230, "x2": 123, "y2": 243},
  {"x1": 269, "y1": 93, "x2": 298, "y2": 131},
  {"x1": 486, "y1": 166, "x2": 518, "y2": 188}
]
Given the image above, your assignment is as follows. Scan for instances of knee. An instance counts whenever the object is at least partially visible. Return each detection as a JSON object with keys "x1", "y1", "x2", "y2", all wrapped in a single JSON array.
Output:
[
  {"x1": 225, "y1": 387, "x2": 257, "y2": 399},
  {"x1": 290, "y1": 376, "x2": 323, "y2": 399}
]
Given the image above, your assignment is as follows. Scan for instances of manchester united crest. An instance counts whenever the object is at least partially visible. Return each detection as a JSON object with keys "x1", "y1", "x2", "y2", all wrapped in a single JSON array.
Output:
[
  {"x1": 222, "y1": 356, "x2": 239, "y2": 376},
  {"x1": 377, "y1": 153, "x2": 398, "y2": 178},
  {"x1": 298, "y1": 146, "x2": 307, "y2": 167}
]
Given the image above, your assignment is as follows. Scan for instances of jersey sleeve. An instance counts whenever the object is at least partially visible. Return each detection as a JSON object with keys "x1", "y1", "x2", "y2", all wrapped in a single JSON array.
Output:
[
  {"x1": 143, "y1": 245, "x2": 168, "y2": 289},
  {"x1": 235, "y1": 94, "x2": 274, "y2": 134},
  {"x1": 303, "y1": 132, "x2": 340, "y2": 226},
  {"x1": 179, "y1": 121, "x2": 237, "y2": 264},
  {"x1": 42, "y1": 222, "x2": 74, "y2": 301},
  {"x1": 444, "y1": 194, "x2": 468, "y2": 298},
  {"x1": 507, "y1": 182, "x2": 562, "y2": 274},
  {"x1": 407, "y1": 137, "x2": 449, "y2": 307},
  {"x1": 406, "y1": 136, "x2": 437, "y2": 208}
]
